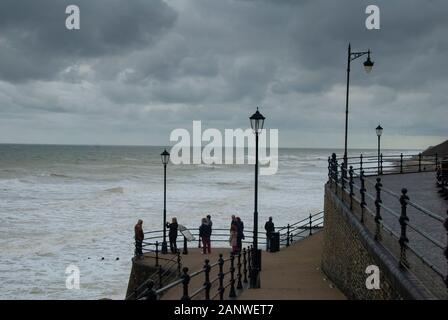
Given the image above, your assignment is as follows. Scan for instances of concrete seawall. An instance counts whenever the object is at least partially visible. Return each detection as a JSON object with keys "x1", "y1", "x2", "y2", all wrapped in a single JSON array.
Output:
[
  {"x1": 321, "y1": 183, "x2": 435, "y2": 300},
  {"x1": 125, "y1": 258, "x2": 158, "y2": 299}
]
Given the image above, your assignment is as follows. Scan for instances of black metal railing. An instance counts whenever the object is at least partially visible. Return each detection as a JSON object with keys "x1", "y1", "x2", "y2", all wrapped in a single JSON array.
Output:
[
  {"x1": 137, "y1": 211, "x2": 324, "y2": 256},
  {"x1": 328, "y1": 154, "x2": 448, "y2": 299},
  {"x1": 137, "y1": 247, "x2": 253, "y2": 300},
  {"x1": 332, "y1": 152, "x2": 447, "y2": 177}
]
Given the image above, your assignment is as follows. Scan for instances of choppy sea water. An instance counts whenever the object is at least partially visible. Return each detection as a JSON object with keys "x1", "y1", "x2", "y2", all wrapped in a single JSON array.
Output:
[{"x1": 0, "y1": 145, "x2": 418, "y2": 300}]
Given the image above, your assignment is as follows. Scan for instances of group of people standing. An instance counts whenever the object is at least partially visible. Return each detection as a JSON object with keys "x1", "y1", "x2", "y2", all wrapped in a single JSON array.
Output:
[
  {"x1": 229, "y1": 215, "x2": 245, "y2": 254},
  {"x1": 135, "y1": 215, "x2": 275, "y2": 258}
]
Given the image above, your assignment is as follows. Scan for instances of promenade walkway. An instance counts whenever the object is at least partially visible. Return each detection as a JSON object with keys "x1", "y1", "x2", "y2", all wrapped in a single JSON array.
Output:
[
  {"x1": 235, "y1": 232, "x2": 345, "y2": 300},
  {"x1": 147, "y1": 231, "x2": 345, "y2": 300},
  {"x1": 358, "y1": 172, "x2": 447, "y2": 274}
]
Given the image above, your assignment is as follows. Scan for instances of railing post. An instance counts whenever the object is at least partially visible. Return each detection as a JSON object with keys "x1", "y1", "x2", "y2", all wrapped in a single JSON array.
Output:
[
  {"x1": 177, "y1": 251, "x2": 181, "y2": 276},
  {"x1": 400, "y1": 153, "x2": 403, "y2": 174},
  {"x1": 143, "y1": 280, "x2": 157, "y2": 300},
  {"x1": 237, "y1": 253, "x2": 243, "y2": 289},
  {"x1": 437, "y1": 166, "x2": 442, "y2": 187},
  {"x1": 290, "y1": 232, "x2": 294, "y2": 244},
  {"x1": 204, "y1": 259, "x2": 211, "y2": 300},
  {"x1": 380, "y1": 153, "x2": 383, "y2": 175},
  {"x1": 331, "y1": 153, "x2": 337, "y2": 182},
  {"x1": 229, "y1": 254, "x2": 236, "y2": 298},
  {"x1": 399, "y1": 189, "x2": 410, "y2": 269},
  {"x1": 435, "y1": 153, "x2": 439, "y2": 169},
  {"x1": 155, "y1": 241, "x2": 159, "y2": 267},
  {"x1": 247, "y1": 246, "x2": 252, "y2": 281},
  {"x1": 286, "y1": 224, "x2": 290, "y2": 247},
  {"x1": 349, "y1": 166, "x2": 354, "y2": 210},
  {"x1": 328, "y1": 156, "x2": 332, "y2": 185},
  {"x1": 360, "y1": 170, "x2": 366, "y2": 223},
  {"x1": 181, "y1": 267, "x2": 191, "y2": 300},
  {"x1": 158, "y1": 265, "x2": 163, "y2": 288},
  {"x1": 444, "y1": 210, "x2": 448, "y2": 288},
  {"x1": 360, "y1": 154, "x2": 363, "y2": 172},
  {"x1": 418, "y1": 153, "x2": 422, "y2": 172},
  {"x1": 243, "y1": 248, "x2": 248, "y2": 283},
  {"x1": 374, "y1": 178, "x2": 383, "y2": 241},
  {"x1": 335, "y1": 159, "x2": 339, "y2": 186},
  {"x1": 183, "y1": 236, "x2": 188, "y2": 255},
  {"x1": 309, "y1": 213, "x2": 313, "y2": 236},
  {"x1": 218, "y1": 254, "x2": 225, "y2": 300},
  {"x1": 341, "y1": 163, "x2": 346, "y2": 191},
  {"x1": 198, "y1": 236, "x2": 202, "y2": 249}
]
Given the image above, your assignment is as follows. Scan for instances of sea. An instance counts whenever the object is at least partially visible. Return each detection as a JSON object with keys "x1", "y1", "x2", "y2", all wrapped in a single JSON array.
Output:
[{"x1": 0, "y1": 144, "x2": 419, "y2": 300}]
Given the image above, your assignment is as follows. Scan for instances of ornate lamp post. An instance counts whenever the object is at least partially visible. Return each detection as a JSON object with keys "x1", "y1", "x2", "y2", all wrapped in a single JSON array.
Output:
[
  {"x1": 161, "y1": 149, "x2": 170, "y2": 254},
  {"x1": 343, "y1": 43, "x2": 374, "y2": 175},
  {"x1": 376, "y1": 124, "x2": 383, "y2": 175},
  {"x1": 249, "y1": 107, "x2": 265, "y2": 289}
]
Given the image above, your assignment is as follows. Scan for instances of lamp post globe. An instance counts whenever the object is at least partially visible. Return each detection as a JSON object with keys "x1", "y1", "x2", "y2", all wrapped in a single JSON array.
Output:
[
  {"x1": 161, "y1": 149, "x2": 170, "y2": 254},
  {"x1": 250, "y1": 107, "x2": 265, "y2": 134},
  {"x1": 161, "y1": 149, "x2": 170, "y2": 165},
  {"x1": 376, "y1": 124, "x2": 383, "y2": 137},
  {"x1": 376, "y1": 125, "x2": 383, "y2": 175},
  {"x1": 363, "y1": 50, "x2": 374, "y2": 73}
]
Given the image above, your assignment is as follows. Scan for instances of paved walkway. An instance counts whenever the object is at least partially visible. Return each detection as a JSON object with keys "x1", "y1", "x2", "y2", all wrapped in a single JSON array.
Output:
[{"x1": 235, "y1": 232, "x2": 345, "y2": 300}]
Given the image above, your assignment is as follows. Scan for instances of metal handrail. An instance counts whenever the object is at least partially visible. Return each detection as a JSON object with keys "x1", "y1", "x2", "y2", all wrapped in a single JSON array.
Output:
[
  {"x1": 327, "y1": 154, "x2": 448, "y2": 297},
  {"x1": 143, "y1": 253, "x2": 237, "y2": 300}
]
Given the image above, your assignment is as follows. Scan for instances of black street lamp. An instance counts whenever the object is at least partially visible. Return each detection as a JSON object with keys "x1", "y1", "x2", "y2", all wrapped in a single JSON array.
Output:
[
  {"x1": 249, "y1": 107, "x2": 265, "y2": 289},
  {"x1": 376, "y1": 124, "x2": 383, "y2": 175},
  {"x1": 161, "y1": 149, "x2": 170, "y2": 254},
  {"x1": 343, "y1": 43, "x2": 374, "y2": 175}
]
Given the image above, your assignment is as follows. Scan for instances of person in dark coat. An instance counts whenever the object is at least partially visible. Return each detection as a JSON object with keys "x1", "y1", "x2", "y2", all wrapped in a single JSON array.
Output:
[
  {"x1": 166, "y1": 217, "x2": 178, "y2": 253},
  {"x1": 235, "y1": 217, "x2": 244, "y2": 253},
  {"x1": 230, "y1": 215, "x2": 237, "y2": 228},
  {"x1": 264, "y1": 217, "x2": 275, "y2": 251},
  {"x1": 206, "y1": 215, "x2": 213, "y2": 233},
  {"x1": 199, "y1": 218, "x2": 212, "y2": 254},
  {"x1": 134, "y1": 219, "x2": 144, "y2": 258}
]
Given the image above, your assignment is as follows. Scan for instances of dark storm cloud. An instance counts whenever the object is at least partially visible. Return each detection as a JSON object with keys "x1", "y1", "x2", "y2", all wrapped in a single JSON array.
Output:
[
  {"x1": 0, "y1": 0, "x2": 447, "y2": 148},
  {"x1": 0, "y1": 0, "x2": 177, "y2": 82}
]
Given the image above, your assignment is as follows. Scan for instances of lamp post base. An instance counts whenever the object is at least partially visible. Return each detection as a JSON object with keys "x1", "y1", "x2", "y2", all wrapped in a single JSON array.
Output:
[
  {"x1": 161, "y1": 241, "x2": 168, "y2": 254},
  {"x1": 249, "y1": 268, "x2": 261, "y2": 289},
  {"x1": 249, "y1": 249, "x2": 262, "y2": 289}
]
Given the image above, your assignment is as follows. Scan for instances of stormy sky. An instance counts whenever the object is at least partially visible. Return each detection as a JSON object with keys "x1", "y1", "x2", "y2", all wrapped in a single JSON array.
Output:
[{"x1": 0, "y1": 0, "x2": 446, "y2": 149}]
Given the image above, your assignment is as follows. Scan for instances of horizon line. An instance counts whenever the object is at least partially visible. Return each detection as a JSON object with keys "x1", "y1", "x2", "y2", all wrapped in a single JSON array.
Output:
[{"x1": 0, "y1": 142, "x2": 423, "y2": 151}]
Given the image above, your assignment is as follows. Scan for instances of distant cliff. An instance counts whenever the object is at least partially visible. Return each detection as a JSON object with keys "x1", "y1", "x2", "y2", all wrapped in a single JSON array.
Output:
[{"x1": 422, "y1": 139, "x2": 448, "y2": 157}]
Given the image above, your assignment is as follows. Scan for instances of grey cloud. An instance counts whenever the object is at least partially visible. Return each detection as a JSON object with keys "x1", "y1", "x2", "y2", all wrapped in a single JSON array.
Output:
[
  {"x1": 0, "y1": 0, "x2": 177, "y2": 82},
  {"x1": 0, "y1": 0, "x2": 447, "y2": 147}
]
